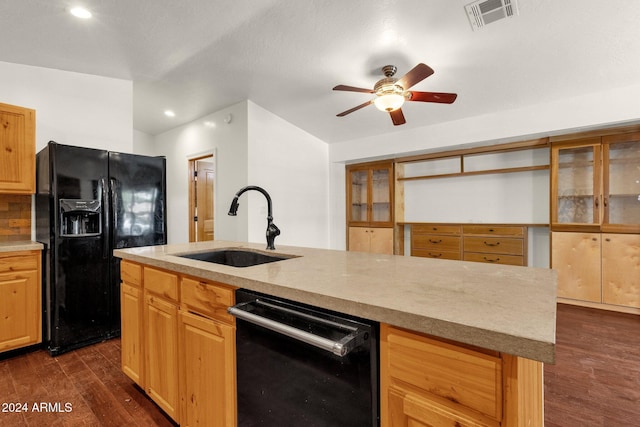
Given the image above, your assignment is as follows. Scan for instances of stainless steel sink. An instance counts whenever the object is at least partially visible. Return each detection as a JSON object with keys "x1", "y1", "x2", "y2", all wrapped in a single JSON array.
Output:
[{"x1": 175, "y1": 248, "x2": 296, "y2": 267}]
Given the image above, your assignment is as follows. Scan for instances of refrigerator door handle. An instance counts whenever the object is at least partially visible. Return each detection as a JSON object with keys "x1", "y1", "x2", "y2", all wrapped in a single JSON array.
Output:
[
  {"x1": 110, "y1": 178, "x2": 118, "y2": 241},
  {"x1": 101, "y1": 177, "x2": 109, "y2": 259}
]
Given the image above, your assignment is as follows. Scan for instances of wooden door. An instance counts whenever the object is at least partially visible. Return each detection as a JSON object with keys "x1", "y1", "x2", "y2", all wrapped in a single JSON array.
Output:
[
  {"x1": 189, "y1": 156, "x2": 215, "y2": 242},
  {"x1": 602, "y1": 233, "x2": 640, "y2": 308},
  {"x1": 552, "y1": 232, "x2": 602, "y2": 302},
  {"x1": 0, "y1": 103, "x2": 35, "y2": 194},
  {"x1": 348, "y1": 227, "x2": 370, "y2": 252},
  {"x1": 369, "y1": 227, "x2": 394, "y2": 254},
  {"x1": 145, "y1": 293, "x2": 179, "y2": 422},
  {"x1": 179, "y1": 311, "x2": 236, "y2": 427},
  {"x1": 121, "y1": 282, "x2": 143, "y2": 386},
  {"x1": 0, "y1": 269, "x2": 40, "y2": 352}
]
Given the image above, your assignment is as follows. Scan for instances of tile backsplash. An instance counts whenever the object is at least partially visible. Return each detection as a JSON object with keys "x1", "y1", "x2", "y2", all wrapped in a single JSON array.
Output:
[{"x1": 0, "y1": 194, "x2": 32, "y2": 241}]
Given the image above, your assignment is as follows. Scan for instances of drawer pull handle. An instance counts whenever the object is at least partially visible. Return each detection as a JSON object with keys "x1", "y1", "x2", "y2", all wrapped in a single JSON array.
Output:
[
  {"x1": 483, "y1": 257, "x2": 500, "y2": 263},
  {"x1": 488, "y1": 228, "x2": 494, "y2": 232},
  {"x1": 429, "y1": 239, "x2": 442, "y2": 244},
  {"x1": 428, "y1": 253, "x2": 442, "y2": 258},
  {"x1": 483, "y1": 241, "x2": 500, "y2": 247}
]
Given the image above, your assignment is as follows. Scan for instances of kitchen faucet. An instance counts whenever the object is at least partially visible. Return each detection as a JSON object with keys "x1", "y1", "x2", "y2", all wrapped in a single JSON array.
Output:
[{"x1": 228, "y1": 185, "x2": 280, "y2": 250}]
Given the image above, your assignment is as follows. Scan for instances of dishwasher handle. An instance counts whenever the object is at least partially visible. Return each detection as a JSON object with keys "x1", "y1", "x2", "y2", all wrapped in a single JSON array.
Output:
[{"x1": 228, "y1": 301, "x2": 366, "y2": 357}]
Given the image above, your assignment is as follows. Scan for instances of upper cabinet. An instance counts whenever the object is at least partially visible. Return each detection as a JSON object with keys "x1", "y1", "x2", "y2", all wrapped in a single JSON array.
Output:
[
  {"x1": 346, "y1": 161, "x2": 393, "y2": 228},
  {"x1": 551, "y1": 132, "x2": 640, "y2": 233},
  {"x1": 0, "y1": 103, "x2": 36, "y2": 194}
]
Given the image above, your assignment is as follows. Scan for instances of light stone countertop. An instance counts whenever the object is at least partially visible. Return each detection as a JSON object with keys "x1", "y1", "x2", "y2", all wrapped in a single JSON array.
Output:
[
  {"x1": 0, "y1": 241, "x2": 44, "y2": 252},
  {"x1": 114, "y1": 240, "x2": 557, "y2": 363}
]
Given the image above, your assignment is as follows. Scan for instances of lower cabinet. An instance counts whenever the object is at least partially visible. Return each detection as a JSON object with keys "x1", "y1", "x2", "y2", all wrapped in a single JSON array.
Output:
[
  {"x1": 348, "y1": 226, "x2": 394, "y2": 254},
  {"x1": 179, "y1": 311, "x2": 236, "y2": 427},
  {"x1": 120, "y1": 261, "x2": 236, "y2": 426},
  {"x1": 380, "y1": 323, "x2": 543, "y2": 427},
  {"x1": 552, "y1": 232, "x2": 640, "y2": 309},
  {"x1": 0, "y1": 250, "x2": 42, "y2": 353}
]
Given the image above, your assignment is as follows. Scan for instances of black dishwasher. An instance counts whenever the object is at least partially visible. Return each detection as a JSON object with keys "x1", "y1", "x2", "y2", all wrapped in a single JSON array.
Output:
[{"x1": 229, "y1": 289, "x2": 379, "y2": 427}]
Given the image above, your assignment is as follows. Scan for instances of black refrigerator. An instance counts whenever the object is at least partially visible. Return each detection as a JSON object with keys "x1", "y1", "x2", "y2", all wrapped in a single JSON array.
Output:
[{"x1": 36, "y1": 141, "x2": 167, "y2": 355}]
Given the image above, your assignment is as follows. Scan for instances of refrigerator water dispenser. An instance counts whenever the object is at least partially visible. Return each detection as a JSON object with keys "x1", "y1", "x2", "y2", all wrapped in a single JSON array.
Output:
[{"x1": 59, "y1": 199, "x2": 102, "y2": 236}]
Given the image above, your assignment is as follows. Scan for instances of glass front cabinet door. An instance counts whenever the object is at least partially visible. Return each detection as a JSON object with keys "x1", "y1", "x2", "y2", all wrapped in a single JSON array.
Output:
[
  {"x1": 551, "y1": 133, "x2": 640, "y2": 233},
  {"x1": 346, "y1": 161, "x2": 393, "y2": 227}
]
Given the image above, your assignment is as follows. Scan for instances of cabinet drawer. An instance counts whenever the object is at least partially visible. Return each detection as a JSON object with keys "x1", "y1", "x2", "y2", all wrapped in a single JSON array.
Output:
[
  {"x1": 144, "y1": 267, "x2": 178, "y2": 301},
  {"x1": 384, "y1": 325, "x2": 502, "y2": 421},
  {"x1": 412, "y1": 235, "x2": 461, "y2": 252},
  {"x1": 121, "y1": 260, "x2": 142, "y2": 286},
  {"x1": 181, "y1": 277, "x2": 235, "y2": 324},
  {"x1": 388, "y1": 387, "x2": 498, "y2": 427},
  {"x1": 464, "y1": 237, "x2": 523, "y2": 255},
  {"x1": 463, "y1": 252, "x2": 525, "y2": 266},
  {"x1": 411, "y1": 249, "x2": 461, "y2": 261},
  {"x1": 413, "y1": 224, "x2": 461, "y2": 235},
  {"x1": 0, "y1": 252, "x2": 39, "y2": 273},
  {"x1": 463, "y1": 225, "x2": 525, "y2": 237}
]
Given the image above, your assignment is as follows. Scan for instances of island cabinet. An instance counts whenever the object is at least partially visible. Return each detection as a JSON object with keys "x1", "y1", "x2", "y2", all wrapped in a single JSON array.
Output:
[
  {"x1": 144, "y1": 266, "x2": 180, "y2": 422},
  {"x1": 119, "y1": 261, "x2": 237, "y2": 426},
  {"x1": 380, "y1": 324, "x2": 543, "y2": 427},
  {"x1": 0, "y1": 102, "x2": 36, "y2": 194},
  {"x1": 120, "y1": 260, "x2": 144, "y2": 387},
  {"x1": 550, "y1": 131, "x2": 640, "y2": 311},
  {"x1": 179, "y1": 277, "x2": 236, "y2": 427},
  {"x1": 347, "y1": 160, "x2": 394, "y2": 254},
  {"x1": 0, "y1": 250, "x2": 41, "y2": 353}
]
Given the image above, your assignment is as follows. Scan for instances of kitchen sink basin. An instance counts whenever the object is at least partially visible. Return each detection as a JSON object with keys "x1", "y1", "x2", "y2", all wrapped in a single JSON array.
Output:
[{"x1": 175, "y1": 249, "x2": 295, "y2": 267}]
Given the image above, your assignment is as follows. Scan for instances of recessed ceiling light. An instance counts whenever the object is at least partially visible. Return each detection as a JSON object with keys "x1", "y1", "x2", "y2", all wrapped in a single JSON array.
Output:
[
  {"x1": 164, "y1": 110, "x2": 175, "y2": 117},
  {"x1": 70, "y1": 7, "x2": 92, "y2": 19}
]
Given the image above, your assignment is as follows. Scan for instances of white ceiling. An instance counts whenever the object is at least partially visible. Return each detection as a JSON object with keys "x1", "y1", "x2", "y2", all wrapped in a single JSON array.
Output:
[{"x1": 1, "y1": 0, "x2": 639, "y2": 143}]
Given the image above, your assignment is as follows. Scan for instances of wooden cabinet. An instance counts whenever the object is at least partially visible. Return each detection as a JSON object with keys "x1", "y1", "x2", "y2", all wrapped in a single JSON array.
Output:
[
  {"x1": 411, "y1": 224, "x2": 527, "y2": 266},
  {"x1": 347, "y1": 161, "x2": 394, "y2": 253},
  {"x1": 179, "y1": 277, "x2": 236, "y2": 427},
  {"x1": 144, "y1": 267, "x2": 180, "y2": 422},
  {"x1": 463, "y1": 225, "x2": 526, "y2": 267},
  {"x1": 348, "y1": 226, "x2": 394, "y2": 254},
  {"x1": 553, "y1": 232, "x2": 640, "y2": 308},
  {"x1": 120, "y1": 261, "x2": 237, "y2": 426},
  {"x1": 380, "y1": 324, "x2": 543, "y2": 427},
  {"x1": 0, "y1": 250, "x2": 41, "y2": 353},
  {"x1": 551, "y1": 131, "x2": 640, "y2": 311},
  {"x1": 120, "y1": 260, "x2": 144, "y2": 387},
  {"x1": 551, "y1": 133, "x2": 640, "y2": 233},
  {"x1": 0, "y1": 103, "x2": 36, "y2": 194}
]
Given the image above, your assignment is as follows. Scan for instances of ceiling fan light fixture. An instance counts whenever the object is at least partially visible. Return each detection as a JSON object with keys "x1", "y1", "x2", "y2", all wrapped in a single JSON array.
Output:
[{"x1": 374, "y1": 93, "x2": 405, "y2": 112}]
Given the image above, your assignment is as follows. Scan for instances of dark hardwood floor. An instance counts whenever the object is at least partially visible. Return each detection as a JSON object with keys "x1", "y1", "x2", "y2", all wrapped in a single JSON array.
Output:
[
  {"x1": 544, "y1": 304, "x2": 640, "y2": 427},
  {"x1": 0, "y1": 303, "x2": 638, "y2": 426}
]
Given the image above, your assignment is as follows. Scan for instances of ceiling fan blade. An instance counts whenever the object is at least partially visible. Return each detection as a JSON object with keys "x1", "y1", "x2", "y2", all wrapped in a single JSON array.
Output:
[
  {"x1": 333, "y1": 85, "x2": 375, "y2": 94},
  {"x1": 389, "y1": 108, "x2": 406, "y2": 126},
  {"x1": 408, "y1": 91, "x2": 458, "y2": 104},
  {"x1": 336, "y1": 100, "x2": 374, "y2": 117},
  {"x1": 396, "y1": 63, "x2": 435, "y2": 90}
]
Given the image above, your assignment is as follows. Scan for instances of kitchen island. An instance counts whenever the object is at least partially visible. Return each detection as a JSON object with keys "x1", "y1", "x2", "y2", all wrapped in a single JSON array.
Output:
[{"x1": 115, "y1": 240, "x2": 556, "y2": 426}]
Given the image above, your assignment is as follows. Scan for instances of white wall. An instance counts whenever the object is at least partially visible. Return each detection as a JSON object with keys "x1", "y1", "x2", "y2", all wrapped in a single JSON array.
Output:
[
  {"x1": 247, "y1": 102, "x2": 329, "y2": 248},
  {"x1": 151, "y1": 102, "x2": 249, "y2": 244},
  {"x1": 0, "y1": 61, "x2": 133, "y2": 153}
]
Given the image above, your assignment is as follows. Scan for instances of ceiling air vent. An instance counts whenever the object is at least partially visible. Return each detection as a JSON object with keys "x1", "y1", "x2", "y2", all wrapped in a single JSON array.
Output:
[{"x1": 465, "y1": 0, "x2": 518, "y2": 31}]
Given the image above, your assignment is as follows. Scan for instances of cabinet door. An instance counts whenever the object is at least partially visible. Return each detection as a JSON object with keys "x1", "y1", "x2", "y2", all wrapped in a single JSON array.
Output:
[
  {"x1": 145, "y1": 293, "x2": 179, "y2": 422},
  {"x1": 369, "y1": 227, "x2": 394, "y2": 254},
  {"x1": 602, "y1": 134, "x2": 640, "y2": 233},
  {"x1": 348, "y1": 227, "x2": 371, "y2": 252},
  {"x1": 180, "y1": 311, "x2": 236, "y2": 427},
  {"x1": 348, "y1": 168, "x2": 370, "y2": 225},
  {"x1": 602, "y1": 233, "x2": 640, "y2": 308},
  {"x1": 552, "y1": 232, "x2": 601, "y2": 302},
  {"x1": 0, "y1": 269, "x2": 40, "y2": 352},
  {"x1": 371, "y1": 164, "x2": 392, "y2": 226},
  {"x1": 121, "y1": 282, "x2": 143, "y2": 386},
  {"x1": 551, "y1": 141, "x2": 601, "y2": 229},
  {"x1": 0, "y1": 103, "x2": 35, "y2": 194}
]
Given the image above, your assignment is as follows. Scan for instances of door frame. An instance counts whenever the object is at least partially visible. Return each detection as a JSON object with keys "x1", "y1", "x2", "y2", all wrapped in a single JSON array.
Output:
[{"x1": 188, "y1": 153, "x2": 215, "y2": 242}]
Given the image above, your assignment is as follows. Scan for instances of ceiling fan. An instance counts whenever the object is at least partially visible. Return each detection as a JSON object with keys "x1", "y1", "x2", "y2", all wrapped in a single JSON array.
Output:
[{"x1": 333, "y1": 63, "x2": 457, "y2": 126}]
